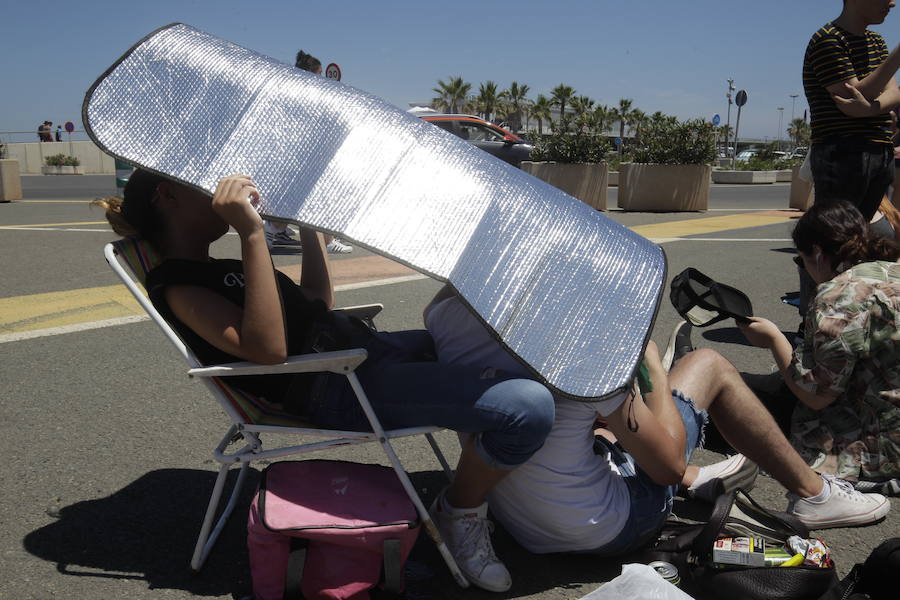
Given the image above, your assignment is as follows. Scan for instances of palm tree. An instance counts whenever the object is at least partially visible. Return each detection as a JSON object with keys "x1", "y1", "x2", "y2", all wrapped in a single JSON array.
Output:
[
  {"x1": 432, "y1": 76, "x2": 471, "y2": 114},
  {"x1": 591, "y1": 104, "x2": 613, "y2": 137},
  {"x1": 612, "y1": 98, "x2": 634, "y2": 155},
  {"x1": 477, "y1": 81, "x2": 500, "y2": 122},
  {"x1": 500, "y1": 81, "x2": 530, "y2": 132},
  {"x1": 787, "y1": 118, "x2": 811, "y2": 148},
  {"x1": 570, "y1": 95, "x2": 596, "y2": 131},
  {"x1": 530, "y1": 94, "x2": 552, "y2": 135},
  {"x1": 630, "y1": 109, "x2": 648, "y2": 141},
  {"x1": 550, "y1": 84, "x2": 576, "y2": 132}
]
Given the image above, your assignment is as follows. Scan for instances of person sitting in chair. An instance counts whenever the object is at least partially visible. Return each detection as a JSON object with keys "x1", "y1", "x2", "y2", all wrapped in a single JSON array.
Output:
[
  {"x1": 422, "y1": 290, "x2": 891, "y2": 555},
  {"x1": 94, "y1": 170, "x2": 555, "y2": 592}
]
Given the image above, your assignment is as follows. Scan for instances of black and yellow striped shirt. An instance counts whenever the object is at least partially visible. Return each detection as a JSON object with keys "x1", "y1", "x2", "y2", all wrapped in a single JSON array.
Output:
[{"x1": 802, "y1": 22, "x2": 892, "y2": 144}]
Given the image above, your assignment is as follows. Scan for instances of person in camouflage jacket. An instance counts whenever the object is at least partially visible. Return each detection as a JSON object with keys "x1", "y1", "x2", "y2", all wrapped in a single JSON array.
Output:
[{"x1": 739, "y1": 201, "x2": 900, "y2": 485}]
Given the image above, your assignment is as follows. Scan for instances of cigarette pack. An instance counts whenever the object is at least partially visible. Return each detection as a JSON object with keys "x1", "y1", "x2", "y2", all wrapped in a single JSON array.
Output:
[{"x1": 712, "y1": 537, "x2": 766, "y2": 567}]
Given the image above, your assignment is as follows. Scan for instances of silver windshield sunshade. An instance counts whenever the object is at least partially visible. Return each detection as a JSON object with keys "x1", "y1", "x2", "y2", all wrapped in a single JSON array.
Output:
[{"x1": 83, "y1": 23, "x2": 666, "y2": 400}]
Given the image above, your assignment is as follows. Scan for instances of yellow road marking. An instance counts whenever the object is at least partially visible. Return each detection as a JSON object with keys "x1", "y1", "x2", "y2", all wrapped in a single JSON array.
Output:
[
  {"x1": 630, "y1": 213, "x2": 793, "y2": 239},
  {"x1": 0, "y1": 285, "x2": 142, "y2": 334},
  {"x1": 1, "y1": 212, "x2": 795, "y2": 337},
  {"x1": 0, "y1": 221, "x2": 107, "y2": 229}
]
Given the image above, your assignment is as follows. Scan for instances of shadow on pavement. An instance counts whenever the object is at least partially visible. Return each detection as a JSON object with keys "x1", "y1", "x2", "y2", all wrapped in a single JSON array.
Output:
[
  {"x1": 23, "y1": 468, "x2": 261, "y2": 598},
  {"x1": 701, "y1": 326, "x2": 752, "y2": 346},
  {"x1": 24, "y1": 467, "x2": 636, "y2": 599}
]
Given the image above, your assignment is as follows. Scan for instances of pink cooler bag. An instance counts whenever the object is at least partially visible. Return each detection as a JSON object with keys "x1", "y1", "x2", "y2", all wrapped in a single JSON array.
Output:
[{"x1": 248, "y1": 460, "x2": 421, "y2": 600}]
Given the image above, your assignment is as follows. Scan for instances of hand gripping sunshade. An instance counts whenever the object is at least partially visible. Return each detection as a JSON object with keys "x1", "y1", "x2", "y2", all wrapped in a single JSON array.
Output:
[{"x1": 83, "y1": 23, "x2": 666, "y2": 401}]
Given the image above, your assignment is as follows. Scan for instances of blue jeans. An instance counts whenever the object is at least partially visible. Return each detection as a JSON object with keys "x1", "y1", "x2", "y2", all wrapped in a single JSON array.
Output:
[
  {"x1": 306, "y1": 330, "x2": 555, "y2": 470},
  {"x1": 586, "y1": 389, "x2": 708, "y2": 556}
]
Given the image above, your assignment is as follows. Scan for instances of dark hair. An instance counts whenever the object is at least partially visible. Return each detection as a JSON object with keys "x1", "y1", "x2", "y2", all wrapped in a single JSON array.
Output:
[
  {"x1": 792, "y1": 201, "x2": 900, "y2": 271},
  {"x1": 92, "y1": 169, "x2": 168, "y2": 243},
  {"x1": 295, "y1": 50, "x2": 321, "y2": 73}
]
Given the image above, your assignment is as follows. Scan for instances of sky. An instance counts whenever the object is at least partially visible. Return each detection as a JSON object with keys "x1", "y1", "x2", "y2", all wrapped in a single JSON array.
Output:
[{"x1": 0, "y1": 0, "x2": 874, "y2": 143}]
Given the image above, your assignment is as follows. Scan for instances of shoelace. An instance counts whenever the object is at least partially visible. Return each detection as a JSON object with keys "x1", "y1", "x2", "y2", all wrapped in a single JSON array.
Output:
[
  {"x1": 453, "y1": 515, "x2": 500, "y2": 563},
  {"x1": 825, "y1": 475, "x2": 866, "y2": 502}
]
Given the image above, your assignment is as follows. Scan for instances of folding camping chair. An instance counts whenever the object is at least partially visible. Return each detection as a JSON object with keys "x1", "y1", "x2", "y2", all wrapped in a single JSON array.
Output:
[{"x1": 103, "y1": 237, "x2": 468, "y2": 587}]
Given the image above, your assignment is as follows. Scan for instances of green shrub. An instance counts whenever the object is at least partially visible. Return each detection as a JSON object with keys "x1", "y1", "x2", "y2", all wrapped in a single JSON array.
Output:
[
  {"x1": 44, "y1": 154, "x2": 80, "y2": 167},
  {"x1": 629, "y1": 117, "x2": 716, "y2": 165},
  {"x1": 530, "y1": 131, "x2": 610, "y2": 163}
]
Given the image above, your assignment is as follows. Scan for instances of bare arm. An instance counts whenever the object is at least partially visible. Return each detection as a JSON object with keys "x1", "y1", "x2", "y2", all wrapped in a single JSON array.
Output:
[
  {"x1": 831, "y1": 78, "x2": 900, "y2": 116},
  {"x1": 738, "y1": 317, "x2": 837, "y2": 410},
  {"x1": 297, "y1": 227, "x2": 334, "y2": 309},
  {"x1": 605, "y1": 342, "x2": 687, "y2": 485},
  {"x1": 831, "y1": 43, "x2": 900, "y2": 102},
  {"x1": 167, "y1": 175, "x2": 288, "y2": 364}
]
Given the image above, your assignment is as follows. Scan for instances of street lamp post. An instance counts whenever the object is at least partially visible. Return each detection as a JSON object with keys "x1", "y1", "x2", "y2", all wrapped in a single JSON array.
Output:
[
  {"x1": 789, "y1": 93, "x2": 799, "y2": 149},
  {"x1": 777, "y1": 107, "x2": 785, "y2": 150},
  {"x1": 725, "y1": 78, "x2": 735, "y2": 157}
]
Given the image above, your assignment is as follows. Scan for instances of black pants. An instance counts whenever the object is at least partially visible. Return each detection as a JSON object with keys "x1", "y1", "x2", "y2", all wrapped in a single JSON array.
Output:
[
  {"x1": 810, "y1": 140, "x2": 893, "y2": 221},
  {"x1": 798, "y1": 140, "x2": 894, "y2": 316}
]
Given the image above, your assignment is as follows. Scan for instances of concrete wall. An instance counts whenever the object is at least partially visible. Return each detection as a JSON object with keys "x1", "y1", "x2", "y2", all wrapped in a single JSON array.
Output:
[{"x1": 5, "y1": 141, "x2": 115, "y2": 174}]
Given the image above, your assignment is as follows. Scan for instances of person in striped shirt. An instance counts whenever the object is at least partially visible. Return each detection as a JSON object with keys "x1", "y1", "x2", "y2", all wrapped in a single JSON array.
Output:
[{"x1": 800, "y1": 1, "x2": 900, "y2": 326}]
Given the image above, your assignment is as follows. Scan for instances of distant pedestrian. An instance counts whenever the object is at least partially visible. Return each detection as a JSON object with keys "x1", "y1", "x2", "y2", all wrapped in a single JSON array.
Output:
[{"x1": 55, "y1": 126, "x2": 63, "y2": 142}]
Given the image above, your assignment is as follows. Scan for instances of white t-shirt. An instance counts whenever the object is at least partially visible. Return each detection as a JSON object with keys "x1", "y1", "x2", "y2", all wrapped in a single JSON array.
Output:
[{"x1": 424, "y1": 297, "x2": 631, "y2": 553}]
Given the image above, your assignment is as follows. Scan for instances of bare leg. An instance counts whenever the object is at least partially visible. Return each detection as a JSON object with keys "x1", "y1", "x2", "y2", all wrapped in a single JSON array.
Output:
[
  {"x1": 668, "y1": 349, "x2": 823, "y2": 498},
  {"x1": 446, "y1": 436, "x2": 510, "y2": 508}
]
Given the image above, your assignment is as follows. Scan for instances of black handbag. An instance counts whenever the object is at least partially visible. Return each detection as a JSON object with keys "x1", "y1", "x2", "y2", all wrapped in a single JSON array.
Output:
[{"x1": 639, "y1": 489, "x2": 838, "y2": 600}]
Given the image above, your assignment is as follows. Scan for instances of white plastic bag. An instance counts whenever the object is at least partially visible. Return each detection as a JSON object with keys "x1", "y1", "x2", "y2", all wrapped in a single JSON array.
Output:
[{"x1": 578, "y1": 563, "x2": 695, "y2": 600}]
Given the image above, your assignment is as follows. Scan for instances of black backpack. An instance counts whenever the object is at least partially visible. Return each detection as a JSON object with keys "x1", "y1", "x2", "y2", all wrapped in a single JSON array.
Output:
[{"x1": 818, "y1": 537, "x2": 900, "y2": 600}]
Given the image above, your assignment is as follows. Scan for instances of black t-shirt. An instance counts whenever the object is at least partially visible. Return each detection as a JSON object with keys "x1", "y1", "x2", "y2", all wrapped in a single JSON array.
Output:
[{"x1": 146, "y1": 258, "x2": 332, "y2": 406}]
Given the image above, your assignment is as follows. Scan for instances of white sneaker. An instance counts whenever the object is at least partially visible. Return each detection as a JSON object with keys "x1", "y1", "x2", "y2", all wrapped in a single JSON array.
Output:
[
  {"x1": 429, "y1": 491, "x2": 511, "y2": 592},
  {"x1": 326, "y1": 238, "x2": 353, "y2": 254},
  {"x1": 685, "y1": 454, "x2": 759, "y2": 503},
  {"x1": 787, "y1": 474, "x2": 890, "y2": 529}
]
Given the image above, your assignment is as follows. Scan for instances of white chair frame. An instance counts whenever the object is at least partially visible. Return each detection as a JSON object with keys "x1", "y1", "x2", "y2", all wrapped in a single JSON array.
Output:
[{"x1": 103, "y1": 242, "x2": 468, "y2": 588}]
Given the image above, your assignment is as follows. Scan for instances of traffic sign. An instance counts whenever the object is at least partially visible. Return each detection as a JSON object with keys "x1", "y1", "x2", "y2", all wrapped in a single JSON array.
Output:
[
  {"x1": 614, "y1": 137, "x2": 622, "y2": 147},
  {"x1": 735, "y1": 90, "x2": 748, "y2": 107},
  {"x1": 64, "y1": 121, "x2": 75, "y2": 133},
  {"x1": 325, "y1": 63, "x2": 341, "y2": 81},
  {"x1": 712, "y1": 114, "x2": 721, "y2": 126}
]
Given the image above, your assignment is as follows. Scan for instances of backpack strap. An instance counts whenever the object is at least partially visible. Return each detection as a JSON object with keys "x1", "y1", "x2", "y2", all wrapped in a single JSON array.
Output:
[
  {"x1": 284, "y1": 538, "x2": 309, "y2": 600},
  {"x1": 382, "y1": 538, "x2": 403, "y2": 595}
]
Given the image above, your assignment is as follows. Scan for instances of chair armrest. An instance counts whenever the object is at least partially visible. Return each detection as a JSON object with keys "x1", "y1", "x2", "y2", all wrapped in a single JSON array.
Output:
[
  {"x1": 335, "y1": 303, "x2": 383, "y2": 322},
  {"x1": 187, "y1": 348, "x2": 367, "y2": 378}
]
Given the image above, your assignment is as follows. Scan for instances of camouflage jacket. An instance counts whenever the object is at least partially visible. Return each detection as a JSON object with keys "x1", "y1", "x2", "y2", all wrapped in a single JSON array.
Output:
[{"x1": 788, "y1": 261, "x2": 900, "y2": 481}]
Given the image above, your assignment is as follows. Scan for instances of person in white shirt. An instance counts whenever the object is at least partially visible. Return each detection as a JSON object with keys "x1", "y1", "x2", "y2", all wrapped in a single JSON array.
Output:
[{"x1": 423, "y1": 291, "x2": 891, "y2": 555}]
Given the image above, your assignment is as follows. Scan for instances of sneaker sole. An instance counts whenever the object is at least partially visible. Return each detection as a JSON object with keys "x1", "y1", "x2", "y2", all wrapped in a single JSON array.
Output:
[{"x1": 794, "y1": 497, "x2": 890, "y2": 529}]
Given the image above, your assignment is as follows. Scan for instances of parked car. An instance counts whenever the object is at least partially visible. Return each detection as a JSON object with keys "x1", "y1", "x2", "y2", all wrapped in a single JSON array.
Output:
[
  {"x1": 791, "y1": 146, "x2": 808, "y2": 159},
  {"x1": 735, "y1": 149, "x2": 759, "y2": 162},
  {"x1": 418, "y1": 114, "x2": 533, "y2": 166}
]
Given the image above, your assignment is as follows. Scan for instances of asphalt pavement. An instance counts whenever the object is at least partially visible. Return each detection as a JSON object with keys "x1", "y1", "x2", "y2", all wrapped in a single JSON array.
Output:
[{"x1": 1, "y1": 176, "x2": 896, "y2": 600}]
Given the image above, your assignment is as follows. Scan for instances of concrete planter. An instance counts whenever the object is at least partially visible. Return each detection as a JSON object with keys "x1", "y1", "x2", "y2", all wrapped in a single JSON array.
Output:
[
  {"x1": 789, "y1": 166, "x2": 814, "y2": 211},
  {"x1": 41, "y1": 165, "x2": 60, "y2": 175},
  {"x1": 0, "y1": 159, "x2": 23, "y2": 201},
  {"x1": 618, "y1": 163, "x2": 710, "y2": 211},
  {"x1": 776, "y1": 169, "x2": 792, "y2": 182},
  {"x1": 58, "y1": 165, "x2": 75, "y2": 175},
  {"x1": 711, "y1": 170, "x2": 776, "y2": 184},
  {"x1": 521, "y1": 161, "x2": 608, "y2": 210},
  {"x1": 40, "y1": 165, "x2": 83, "y2": 175}
]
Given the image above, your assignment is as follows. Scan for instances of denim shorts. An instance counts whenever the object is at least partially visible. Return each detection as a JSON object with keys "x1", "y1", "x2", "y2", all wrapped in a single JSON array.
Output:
[
  {"x1": 586, "y1": 389, "x2": 708, "y2": 556},
  {"x1": 303, "y1": 330, "x2": 555, "y2": 470}
]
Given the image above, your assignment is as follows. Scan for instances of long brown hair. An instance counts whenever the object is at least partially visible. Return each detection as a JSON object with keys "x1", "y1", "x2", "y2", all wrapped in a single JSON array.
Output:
[{"x1": 91, "y1": 169, "x2": 169, "y2": 243}]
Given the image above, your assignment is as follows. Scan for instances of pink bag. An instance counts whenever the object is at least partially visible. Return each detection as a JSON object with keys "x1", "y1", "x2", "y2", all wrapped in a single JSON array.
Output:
[{"x1": 248, "y1": 460, "x2": 421, "y2": 600}]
